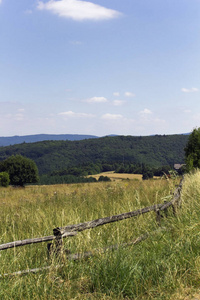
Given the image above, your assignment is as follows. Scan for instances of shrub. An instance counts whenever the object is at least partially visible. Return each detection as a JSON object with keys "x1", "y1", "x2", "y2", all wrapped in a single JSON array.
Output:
[{"x1": 98, "y1": 175, "x2": 111, "y2": 182}]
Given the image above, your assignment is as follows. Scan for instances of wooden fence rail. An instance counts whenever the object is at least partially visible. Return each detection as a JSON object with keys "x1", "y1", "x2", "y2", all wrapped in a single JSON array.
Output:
[{"x1": 0, "y1": 232, "x2": 77, "y2": 251}]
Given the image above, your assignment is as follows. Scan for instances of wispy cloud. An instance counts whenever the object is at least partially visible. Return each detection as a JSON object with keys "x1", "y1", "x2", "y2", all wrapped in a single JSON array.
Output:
[
  {"x1": 0, "y1": 0, "x2": 2, "y2": 4},
  {"x1": 139, "y1": 108, "x2": 152, "y2": 115},
  {"x1": 112, "y1": 100, "x2": 125, "y2": 106},
  {"x1": 101, "y1": 113, "x2": 123, "y2": 121},
  {"x1": 113, "y1": 92, "x2": 120, "y2": 97},
  {"x1": 58, "y1": 111, "x2": 95, "y2": 118},
  {"x1": 125, "y1": 92, "x2": 135, "y2": 97},
  {"x1": 37, "y1": 0, "x2": 121, "y2": 21},
  {"x1": 86, "y1": 96, "x2": 108, "y2": 103},
  {"x1": 15, "y1": 114, "x2": 24, "y2": 121},
  {"x1": 183, "y1": 109, "x2": 191, "y2": 113},
  {"x1": 181, "y1": 87, "x2": 199, "y2": 93}
]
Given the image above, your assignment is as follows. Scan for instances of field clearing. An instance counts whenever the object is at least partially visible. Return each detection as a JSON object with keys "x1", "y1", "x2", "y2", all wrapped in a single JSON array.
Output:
[
  {"x1": 88, "y1": 171, "x2": 144, "y2": 181},
  {"x1": 88, "y1": 171, "x2": 160, "y2": 181},
  {"x1": 0, "y1": 173, "x2": 200, "y2": 299}
]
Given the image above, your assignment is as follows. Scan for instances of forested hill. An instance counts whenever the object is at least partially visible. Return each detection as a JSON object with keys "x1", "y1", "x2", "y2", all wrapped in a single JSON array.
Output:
[{"x1": 0, "y1": 134, "x2": 189, "y2": 175}]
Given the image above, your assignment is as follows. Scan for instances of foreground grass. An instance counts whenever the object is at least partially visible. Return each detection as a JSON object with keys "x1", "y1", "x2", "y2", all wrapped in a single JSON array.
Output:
[{"x1": 0, "y1": 174, "x2": 200, "y2": 299}]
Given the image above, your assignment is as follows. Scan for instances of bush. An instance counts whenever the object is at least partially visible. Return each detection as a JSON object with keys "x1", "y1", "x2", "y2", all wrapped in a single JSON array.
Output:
[
  {"x1": 142, "y1": 170, "x2": 154, "y2": 180},
  {"x1": 98, "y1": 176, "x2": 111, "y2": 182},
  {"x1": 0, "y1": 172, "x2": 10, "y2": 187}
]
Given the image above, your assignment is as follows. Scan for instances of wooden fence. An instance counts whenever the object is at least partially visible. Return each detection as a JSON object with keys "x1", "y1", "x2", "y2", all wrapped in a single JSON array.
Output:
[{"x1": 0, "y1": 178, "x2": 183, "y2": 278}]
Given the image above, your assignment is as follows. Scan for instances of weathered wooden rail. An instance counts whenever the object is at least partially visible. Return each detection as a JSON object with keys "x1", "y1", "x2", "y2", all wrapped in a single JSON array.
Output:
[
  {"x1": 0, "y1": 232, "x2": 77, "y2": 251},
  {"x1": 0, "y1": 177, "x2": 183, "y2": 277}
]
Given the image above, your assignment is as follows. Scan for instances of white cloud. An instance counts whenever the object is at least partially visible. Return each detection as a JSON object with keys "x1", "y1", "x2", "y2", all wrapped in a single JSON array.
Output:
[
  {"x1": 112, "y1": 100, "x2": 125, "y2": 106},
  {"x1": 58, "y1": 110, "x2": 95, "y2": 118},
  {"x1": 113, "y1": 92, "x2": 120, "y2": 97},
  {"x1": 18, "y1": 108, "x2": 25, "y2": 112},
  {"x1": 86, "y1": 96, "x2": 108, "y2": 103},
  {"x1": 181, "y1": 87, "x2": 199, "y2": 93},
  {"x1": 37, "y1": 0, "x2": 121, "y2": 21},
  {"x1": 125, "y1": 92, "x2": 135, "y2": 97},
  {"x1": 101, "y1": 113, "x2": 123, "y2": 120},
  {"x1": 139, "y1": 108, "x2": 152, "y2": 115}
]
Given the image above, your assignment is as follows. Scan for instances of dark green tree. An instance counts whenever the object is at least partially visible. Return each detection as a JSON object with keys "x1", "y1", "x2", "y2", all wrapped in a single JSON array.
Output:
[
  {"x1": 142, "y1": 171, "x2": 154, "y2": 180},
  {"x1": 98, "y1": 175, "x2": 111, "y2": 182},
  {"x1": 0, "y1": 155, "x2": 39, "y2": 186},
  {"x1": 0, "y1": 172, "x2": 10, "y2": 187},
  {"x1": 184, "y1": 128, "x2": 200, "y2": 171}
]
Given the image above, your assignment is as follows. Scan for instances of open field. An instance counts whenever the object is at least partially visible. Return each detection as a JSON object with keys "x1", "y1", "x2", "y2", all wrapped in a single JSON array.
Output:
[
  {"x1": 87, "y1": 171, "x2": 143, "y2": 181},
  {"x1": 87, "y1": 171, "x2": 160, "y2": 181},
  {"x1": 0, "y1": 173, "x2": 200, "y2": 299}
]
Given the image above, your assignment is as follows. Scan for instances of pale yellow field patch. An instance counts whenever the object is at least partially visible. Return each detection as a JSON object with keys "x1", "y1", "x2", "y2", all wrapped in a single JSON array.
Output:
[{"x1": 87, "y1": 171, "x2": 143, "y2": 181}]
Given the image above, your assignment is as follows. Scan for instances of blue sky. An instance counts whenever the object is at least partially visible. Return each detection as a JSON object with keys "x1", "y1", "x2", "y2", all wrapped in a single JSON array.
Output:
[{"x1": 0, "y1": 0, "x2": 199, "y2": 137}]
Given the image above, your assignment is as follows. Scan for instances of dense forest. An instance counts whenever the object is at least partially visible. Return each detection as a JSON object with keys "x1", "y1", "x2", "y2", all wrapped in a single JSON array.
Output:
[{"x1": 0, "y1": 135, "x2": 189, "y2": 181}]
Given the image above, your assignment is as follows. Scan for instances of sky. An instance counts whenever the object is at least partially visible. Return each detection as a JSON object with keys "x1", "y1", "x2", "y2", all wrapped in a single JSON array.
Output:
[{"x1": 0, "y1": 0, "x2": 200, "y2": 137}]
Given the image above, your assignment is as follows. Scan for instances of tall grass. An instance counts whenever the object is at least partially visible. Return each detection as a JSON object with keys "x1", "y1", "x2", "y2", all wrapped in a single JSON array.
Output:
[{"x1": 0, "y1": 174, "x2": 200, "y2": 299}]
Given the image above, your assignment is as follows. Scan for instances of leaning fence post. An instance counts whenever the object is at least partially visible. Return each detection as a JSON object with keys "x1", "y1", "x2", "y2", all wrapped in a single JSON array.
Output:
[
  {"x1": 156, "y1": 209, "x2": 162, "y2": 226},
  {"x1": 171, "y1": 176, "x2": 184, "y2": 216},
  {"x1": 163, "y1": 200, "x2": 168, "y2": 217},
  {"x1": 172, "y1": 203, "x2": 177, "y2": 216}
]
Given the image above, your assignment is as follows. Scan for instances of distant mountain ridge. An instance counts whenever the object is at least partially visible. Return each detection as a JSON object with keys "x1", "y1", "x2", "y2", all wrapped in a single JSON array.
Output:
[
  {"x1": 0, "y1": 134, "x2": 99, "y2": 147},
  {"x1": 0, "y1": 132, "x2": 190, "y2": 147}
]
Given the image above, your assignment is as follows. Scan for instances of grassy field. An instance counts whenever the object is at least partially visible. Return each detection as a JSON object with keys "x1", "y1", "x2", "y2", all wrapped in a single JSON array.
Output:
[{"x1": 0, "y1": 173, "x2": 200, "y2": 299}]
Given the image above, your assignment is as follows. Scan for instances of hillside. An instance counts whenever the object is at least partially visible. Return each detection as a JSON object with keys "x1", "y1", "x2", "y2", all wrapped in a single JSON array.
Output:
[
  {"x1": 0, "y1": 134, "x2": 189, "y2": 175},
  {"x1": 0, "y1": 134, "x2": 98, "y2": 147}
]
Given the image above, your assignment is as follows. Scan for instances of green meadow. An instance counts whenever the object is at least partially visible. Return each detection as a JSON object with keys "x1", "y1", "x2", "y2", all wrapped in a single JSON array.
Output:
[{"x1": 0, "y1": 173, "x2": 200, "y2": 299}]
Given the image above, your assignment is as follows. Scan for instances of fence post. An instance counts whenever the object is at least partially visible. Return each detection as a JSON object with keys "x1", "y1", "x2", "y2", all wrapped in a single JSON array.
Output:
[
  {"x1": 163, "y1": 200, "x2": 168, "y2": 217},
  {"x1": 47, "y1": 230, "x2": 63, "y2": 258},
  {"x1": 156, "y1": 209, "x2": 162, "y2": 226},
  {"x1": 55, "y1": 234, "x2": 64, "y2": 256}
]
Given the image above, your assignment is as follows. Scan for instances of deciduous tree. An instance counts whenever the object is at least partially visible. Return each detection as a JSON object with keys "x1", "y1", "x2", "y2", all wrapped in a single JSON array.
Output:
[
  {"x1": 0, "y1": 155, "x2": 39, "y2": 186},
  {"x1": 185, "y1": 128, "x2": 200, "y2": 171}
]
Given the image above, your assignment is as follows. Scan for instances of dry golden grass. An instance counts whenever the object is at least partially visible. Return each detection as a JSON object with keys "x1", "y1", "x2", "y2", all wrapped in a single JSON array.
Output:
[
  {"x1": 88, "y1": 171, "x2": 161, "y2": 181},
  {"x1": 88, "y1": 171, "x2": 143, "y2": 181}
]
